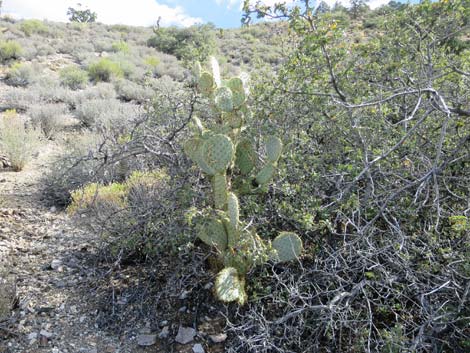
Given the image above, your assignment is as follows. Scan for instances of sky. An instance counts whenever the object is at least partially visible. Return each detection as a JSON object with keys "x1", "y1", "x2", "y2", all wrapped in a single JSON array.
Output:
[{"x1": 2, "y1": 0, "x2": 412, "y2": 29}]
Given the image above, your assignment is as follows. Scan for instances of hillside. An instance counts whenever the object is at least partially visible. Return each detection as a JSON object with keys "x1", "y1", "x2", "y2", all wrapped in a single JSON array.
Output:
[{"x1": 1, "y1": 1, "x2": 469, "y2": 353}]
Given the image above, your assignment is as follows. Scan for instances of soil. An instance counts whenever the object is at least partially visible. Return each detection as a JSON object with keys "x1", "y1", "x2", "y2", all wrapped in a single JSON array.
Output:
[{"x1": 0, "y1": 140, "x2": 227, "y2": 353}]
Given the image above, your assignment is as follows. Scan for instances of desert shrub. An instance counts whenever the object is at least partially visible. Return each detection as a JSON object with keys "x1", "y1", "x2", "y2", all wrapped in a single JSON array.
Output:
[
  {"x1": 59, "y1": 65, "x2": 89, "y2": 90},
  {"x1": 0, "y1": 109, "x2": 41, "y2": 171},
  {"x1": 68, "y1": 170, "x2": 190, "y2": 259},
  {"x1": 2, "y1": 88, "x2": 40, "y2": 111},
  {"x1": 111, "y1": 40, "x2": 130, "y2": 53},
  {"x1": 19, "y1": 19, "x2": 49, "y2": 36},
  {"x1": 41, "y1": 133, "x2": 115, "y2": 207},
  {"x1": 87, "y1": 58, "x2": 123, "y2": 82},
  {"x1": 114, "y1": 79, "x2": 153, "y2": 103},
  {"x1": 74, "y1": 98, "x2": 139, "y2": 129},
  {"x1": 29, "y1": 103, "x2": 67, "y2": 139},
  {"x1": 0, "y1": 40, "x2": 22, "y2": 62},
  {"x1": 5, "y1": 62, "x2": 36, "y2": 87}
]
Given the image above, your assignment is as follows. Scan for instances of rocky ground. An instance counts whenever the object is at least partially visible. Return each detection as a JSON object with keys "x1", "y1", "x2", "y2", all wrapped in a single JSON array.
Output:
[{"x1": 0, "y1": 142, "x2": 227, "y2": 353}]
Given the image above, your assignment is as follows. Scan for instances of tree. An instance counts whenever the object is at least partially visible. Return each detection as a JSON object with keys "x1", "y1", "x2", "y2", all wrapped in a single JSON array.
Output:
[
  {"x1": 350, "y1": 0, "x2": 369, "y2": 18},
  {"x1": 67, "y1": 3, "x2": 97, "y2": 23},
  {"x1": 316, "y1": 1, "x2": 331, "y2": 14}
]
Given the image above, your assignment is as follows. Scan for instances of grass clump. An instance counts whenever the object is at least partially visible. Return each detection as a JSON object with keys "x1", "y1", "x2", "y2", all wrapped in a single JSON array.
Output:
[
  {"x1": 59, "y1": 65, "x2": 89, "y2": 90},
  {"x1": 87, "y1": 58, "x2": 123, "y2": 82},
  {"x1": 0, "y1": 109, "x2": 41, "y2": 171},
  {"x1": 0, "y1": 40, "x2": 22, "y2": 63}
]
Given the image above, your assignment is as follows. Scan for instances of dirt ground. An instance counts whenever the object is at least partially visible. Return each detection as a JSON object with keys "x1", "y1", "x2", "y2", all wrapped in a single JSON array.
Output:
[{"x1": 0, "y1": 140, "x2": 227, "y2": 353}]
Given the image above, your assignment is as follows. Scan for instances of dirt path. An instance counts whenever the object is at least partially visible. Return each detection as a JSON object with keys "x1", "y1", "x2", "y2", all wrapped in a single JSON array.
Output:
[{"x1": 0, "y1": 142, "x2": 127, "y2": 353}]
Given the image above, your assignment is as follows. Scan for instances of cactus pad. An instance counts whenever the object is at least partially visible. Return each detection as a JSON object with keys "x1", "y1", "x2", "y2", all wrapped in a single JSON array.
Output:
[
  {"x1": 215, "y1": 87, "x2": 234, "y2": 112},
  {"x1": 201, "y1": 134, "x2": 234, "y2": 174},
  {"x1": 223, "y1": 111, "x2": 244, "y2": 129},
  {"x1": 255, "y1": 163, "x2": 275, "y2": 185},
  {"x1": 227, "y1": 192, "x2": 239, "y2": 228},
  {"x1": 266, "y1": 136, "x2": 283, "y2": 163},
  {"x1": 271, "y1": 232, "x2": 303, "y2": 263},
  {"x1": 183, "y1": 138, "x2": 202, "y2": 163},
  {"x1": 212, "y1": 173, "x2": 227, "y2": 209},
  {"x1": 215, "y1": 267, "x2": 247, "y2": 305},
  {"x1": 199, "y1": 72, "x2": 215, "y2": 95},
  {"x1": 235, "y1": 139, "x2": 256, "y2": 175},
  {"x1": 198, "y1": 217, "x2": 228, "y2": 251}
]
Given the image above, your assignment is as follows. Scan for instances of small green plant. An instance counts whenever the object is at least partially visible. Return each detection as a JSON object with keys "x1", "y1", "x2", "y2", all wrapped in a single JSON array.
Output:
[
  {"x1": 0, "y1": 109, "x2": 41, "y2": 171},
  {"x1": 60, "y1": 65, "x2": 89, "y2": 89},
  {"x1": 20, "y1": 19, "x2": 49, "y2": 36},
  {"x1": 87, "y1": 58, "x2": 123, "y2": 82},
  {"x1": 111, "y1": 40, "x2": 130, "y2": 53},
  {"x1": 0, "y1": 40, "x2": 22, "y2": 63},
  {"x1": 186, "y1": 58, "x2": 303, "y2": 304},
  {"x1": 68, "y1": 181, "x2": 127, "y2": 215}
]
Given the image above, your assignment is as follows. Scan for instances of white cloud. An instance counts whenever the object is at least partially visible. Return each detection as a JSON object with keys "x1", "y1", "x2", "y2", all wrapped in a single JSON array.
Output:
[{"x1": 2, "y1": 0, "x2": 202, "y2": 27}]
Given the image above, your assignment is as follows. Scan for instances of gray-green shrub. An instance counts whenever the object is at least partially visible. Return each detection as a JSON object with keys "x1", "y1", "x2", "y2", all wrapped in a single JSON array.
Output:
[
  {"x1": 29, "y1": 103, "x2": 68, "y2": 139},
  {"x1": 60, "y1": 65, "x2": 89, "y2": 90}
]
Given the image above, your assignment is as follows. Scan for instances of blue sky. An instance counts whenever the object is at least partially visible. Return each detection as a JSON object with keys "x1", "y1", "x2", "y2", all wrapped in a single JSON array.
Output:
[{"x1": 3, "y1": 1, "x2": 413, "y2": 29}]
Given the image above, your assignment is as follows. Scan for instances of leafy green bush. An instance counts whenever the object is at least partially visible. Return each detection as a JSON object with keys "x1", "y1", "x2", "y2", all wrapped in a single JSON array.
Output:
[
  {"x1": 0, "y1": 109, "x2": 41, "y2": 171},
  {"x1": 20, "y1": 19, "x2": 49, "y2": 36},
  {"x1": 0, "y1": 40, "x2": 22, "y2": 62},
  {"x1": 147, "y1": 24, "x2": 216, "y2": 63},
  {"x1": 87, "y1": 58, "x2": 123, "y2": 82},
  {"x1": 59, "y1": 65, "x2": 89, "y2": 90}
]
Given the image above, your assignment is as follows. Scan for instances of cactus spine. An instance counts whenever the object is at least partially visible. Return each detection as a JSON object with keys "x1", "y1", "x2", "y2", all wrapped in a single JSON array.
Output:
[{"x1": 186, "y1": 57, "x2": 303, "y2": 305}]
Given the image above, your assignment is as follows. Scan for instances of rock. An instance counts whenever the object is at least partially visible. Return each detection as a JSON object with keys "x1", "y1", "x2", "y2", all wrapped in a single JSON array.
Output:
[
  {"x1": 179, "y1": 290, "x2": 190, "y2": 300},
  {"x1": 209, "y1": 333, "x2": 227, "y2": 343},
  {"x1": 40, "y1": 329, "x2": 54, "y2": 339},
  {"x1": 158, "y1": 326, "x2": 170, "y2": 339},
  {"x1": 50, "y1": 259, "x2": 62, "y2": 271},
  {"x1": 192, "y1": 343, "x2": 205, "y2": 353},
  {"x1": 50, "y1": 207, "x2": 57, "y2": 213},
  {"x1": 159, "y1": 320, "x2": 168, "y2": 327},
  {"x1": 27, "y1": 332, "x2": 38, "y2": 341},
  {"x1": 175, "y1": 326, "x2": 196, "y2": 344},
  {"x1": 137, "y1": 334, "x2": 157, "y2": 346}
]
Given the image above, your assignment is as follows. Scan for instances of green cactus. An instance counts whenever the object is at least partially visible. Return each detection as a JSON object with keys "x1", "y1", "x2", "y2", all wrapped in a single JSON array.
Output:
[
  {"x1": 201, "y1": 134, "x2": 234, "y2": 174},
  {"x1": 266, "y1": 135, "x2": 283, "y2": 163},
  {"x1": 235, "y1": 139, "x2": 256, "y2": 175},
  {"x1": 199, "y1": 72, "x2": 215, "y2": 96},
  {"x1": 215, "y1": 267, "x2": 247, "y2": 305},
  {"x1": 227, "y1": 192, "x2": 239, "y2": 228},
  {"x1": 271, "y1": 232, "x2": 303, "y2": 263},
  {"x1": 184, "y1": 58, "x2": 303, "y2": 305},
  {"x1": 212, "y1": 173, "x2": 227, "y2": 209},
  {"x1": 197, "y1": 216, "x2": 228, "y2": 252},
  {"x1": 255, "y1": 163, "x2": 275, "y2": 185},
  {"x1": 215, "y1": 87, "x2": 234, "y2": 112}
]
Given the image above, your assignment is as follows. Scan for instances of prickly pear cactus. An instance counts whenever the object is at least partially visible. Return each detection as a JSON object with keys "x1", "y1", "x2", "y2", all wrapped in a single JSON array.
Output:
[{"x1": 184, "y1": 57, "x2": 303, "y2": 305}]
